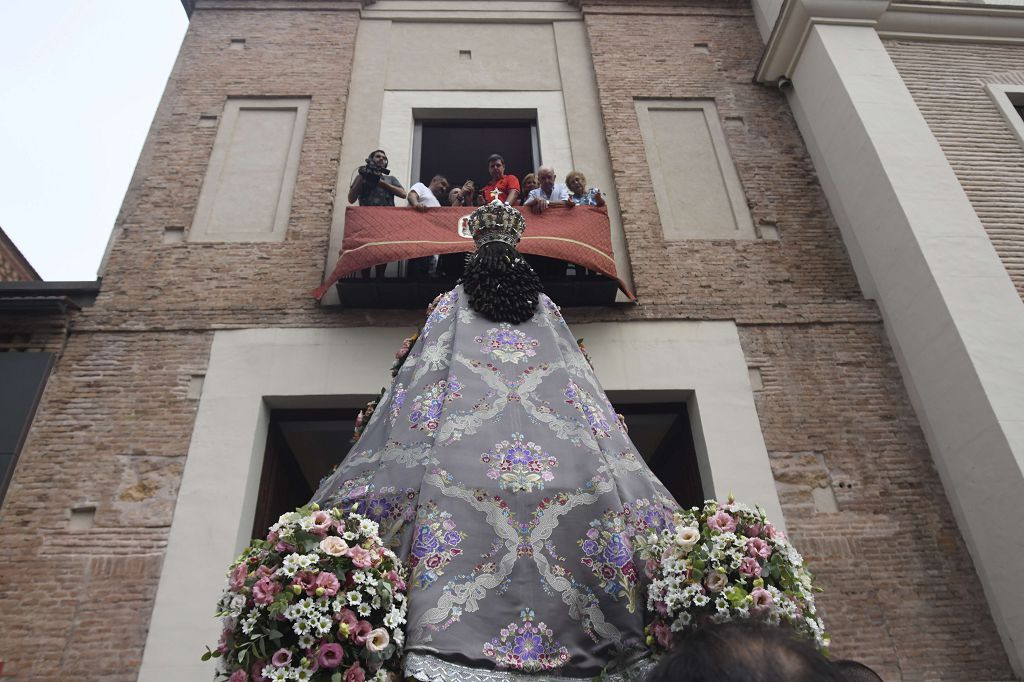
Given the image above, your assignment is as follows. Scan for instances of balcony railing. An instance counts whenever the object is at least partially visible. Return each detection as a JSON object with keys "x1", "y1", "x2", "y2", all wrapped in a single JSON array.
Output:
[{"x1": 313, "y1": 206, "x2": 633, "y2": 309}]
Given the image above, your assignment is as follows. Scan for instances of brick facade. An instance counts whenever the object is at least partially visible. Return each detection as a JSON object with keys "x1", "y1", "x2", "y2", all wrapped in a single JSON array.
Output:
[
  {"x1": 886, "y1": 39, "x2": 1024, "y2": 300},
  {"x1": 0, "y1": 2, "x2": 1015, "y2": 680},
  {"x1": 0, "y1": 228, "x2": 40, "y2": 282}
]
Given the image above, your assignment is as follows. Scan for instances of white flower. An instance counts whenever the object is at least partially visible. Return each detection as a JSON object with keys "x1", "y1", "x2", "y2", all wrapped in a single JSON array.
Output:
[
  {"x1": 393, "y1": 628, "x2": 405, "y2": 647},
  {"x1": 358, "y1": 603, "x2": 373, "y2": 617},
  {"x1": 364, "y1": 585, "x2": 377, "y2": 597},
  {"x1": 359, "y1": 518, "x2": 380, "y2": 537},
  {"x1": 298, "y1": 634, "x2": 315, "y2": 649},
  {"x1": 281, "y1": 553, "x2": 304, "y2": 577},
  {"x1": 320, "y1": 536, "x2": 350, "y2": 557},
  {"x1": 346, "y1": 590, "x2": 363, "y2": 605},
  {"x1": 293, "y1": 619, "x2": 311, "y2": 636},
  {"x1": 343, "y1": 531, "x2": 357, "y2": 541},
  {"x1": 352, "y1": 571, "x2": 367, "y2": 584},
  {"x1": 371, "y1": 596, "x2": 382, "y2": 609},
  {"x1": 674, "y1": 526, "x2": 701, "y2": 552},
  {"x1": 269, "y1": 668, "x2": 289, "y2": 682},
  {"x1": 366, "y1": 627, "x2": 391, "y2": 652}
]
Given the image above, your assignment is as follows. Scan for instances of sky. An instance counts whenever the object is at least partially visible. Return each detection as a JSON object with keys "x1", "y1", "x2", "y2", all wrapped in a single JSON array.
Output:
[{"x1": 0, "y1": 2, "x2": 189, "y2": 281}]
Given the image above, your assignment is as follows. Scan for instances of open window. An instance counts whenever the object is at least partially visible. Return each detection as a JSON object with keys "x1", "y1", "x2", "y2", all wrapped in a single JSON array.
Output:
[{"x1": 415, "y1": 118, "x2": 539, "y2": 193}]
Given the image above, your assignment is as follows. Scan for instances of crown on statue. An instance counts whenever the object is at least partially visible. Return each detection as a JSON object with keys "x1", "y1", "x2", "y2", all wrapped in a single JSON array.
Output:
[{"x1": 468, "y1": 190, "x2": 527, "y2": 248}]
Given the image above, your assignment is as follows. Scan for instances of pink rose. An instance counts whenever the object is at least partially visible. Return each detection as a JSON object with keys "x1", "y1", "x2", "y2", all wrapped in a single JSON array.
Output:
[
  {"x1": 345, "y1": 663, "x2": 366, "y2": 682},
  {"x1": 229, "y1": 563, "x2": 248, "y2": 592},
  {"x1": 230, "y1": 670, "x2": 248, "y2": 682},
  {"x1": 337, "y1": 608, "x2": 358, "y2": 630},
  {"x1": 705, "y1": 571, "x2": 728, "y2": 593},
  {"x1": 320, "y1": 536, "x2": 350, "y2": 557},
  {"x1": 271, "y1": 648, "x2": 292, "y2": 668},
  {"x1": 266, "y1": 530, "x2": 279, "y2": 543},
  {"x1": 744, "y1": 523, "x2": 763, "y2": 538},
  {"x1": 739, "y1": 557, "x2": 762, "y2": 578},
  {"x1": 274, "y1": 541, "x2": 296, "y2": 553},
  {"x1": 347, "y1": 546, "x2": 373, "y2": 569},
  {"x1": 706, "y1": 510, "x2": 737, "y2": 533},
  {"x1": 310, "y1": 511, "x2": 333, "y2": 536},
  {"x1": 296, "y1": 571, "x2": 319, "y2": 595},
  {"x1": 352, "y1": 620, "x2": 372, "y2": 645},
  {"x1": 255, "y1": 565, "x2": 276, "y2": 580},
  {"x1": 764, "y1": 523, "x2": 783, "y2": 540},
  {"x1": 315, "y1": 572, "x2": 341, "y2": 597},
  {"x1": 318, "y1": 642, "x2": 345, "y2": 669},
  {"x1": 746, "y1": 537, "x2": 772, "y2": 559},
  {"x1": 750, "y1": 587, "x2": 773, "y2": 612},
  {"x1": 252, "y1": 577, "x2": 281, "y2": 605},
  {"x1": 385, "y1": 570, "x2": 406, "y2": 592}
]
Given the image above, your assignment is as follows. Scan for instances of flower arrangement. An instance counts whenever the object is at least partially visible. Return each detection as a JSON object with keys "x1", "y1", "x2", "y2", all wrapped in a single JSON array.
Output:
[
  {"x1": 391, "y1": 332, "x2": 418, "y2": 378},
  {"x1": 644, "y1": 498, "x2": 828, "y2": 653},
  {"x1": 352, "y1": 389, "x2": 386, "y2": 444},
  {"x1": 205, "y1": 504, "x2": 408, "y2": 682}
]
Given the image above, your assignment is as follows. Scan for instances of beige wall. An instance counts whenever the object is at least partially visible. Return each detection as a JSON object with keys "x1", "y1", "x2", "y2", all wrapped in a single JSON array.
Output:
[{"x1": 325, "y1": 3, "x2": 633, "y2": 303}]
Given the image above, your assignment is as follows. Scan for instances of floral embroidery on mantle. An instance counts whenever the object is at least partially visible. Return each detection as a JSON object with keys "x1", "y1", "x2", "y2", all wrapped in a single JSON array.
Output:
[
  {"x1": 482, "y1": 609, "x2": 570, "y2": 672},
  {"x1": 481, "y1": 433, "x2": 558, "y2": 493}
]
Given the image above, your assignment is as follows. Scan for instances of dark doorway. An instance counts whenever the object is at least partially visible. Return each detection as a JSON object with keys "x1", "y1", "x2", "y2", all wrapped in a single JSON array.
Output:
[
  {"x1": 417, "y1": 120, "x2": 537, "y2": 195},
  {"x1": 251, "y1": 399, "x2": 703, "y2": 538},
  {"x1": 251, "y1": 407, "x2": 362, "y2": 539},
  {"x1": 615, "y1": 401, "x2": 704, "y2": 509}
]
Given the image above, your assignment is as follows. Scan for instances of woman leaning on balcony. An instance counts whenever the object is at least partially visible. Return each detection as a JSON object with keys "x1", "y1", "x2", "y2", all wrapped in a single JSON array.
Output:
[{"x1": 566, "y1": 170, "x2": 606, "y2": 207}]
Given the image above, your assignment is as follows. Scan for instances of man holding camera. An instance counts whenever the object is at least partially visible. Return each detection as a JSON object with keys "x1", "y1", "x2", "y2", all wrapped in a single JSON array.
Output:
[{"x1": 347, "y1": 149, "x2": 406, "y2": 206}]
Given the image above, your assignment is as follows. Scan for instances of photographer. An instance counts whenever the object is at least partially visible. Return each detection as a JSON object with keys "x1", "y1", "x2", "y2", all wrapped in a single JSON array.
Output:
[{"x1": 347, "y1": 149, "x2": 406, "y2": 206}]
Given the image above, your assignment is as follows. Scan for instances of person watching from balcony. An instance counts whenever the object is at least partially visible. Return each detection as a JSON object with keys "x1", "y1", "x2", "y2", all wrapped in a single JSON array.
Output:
[
  {"x1": 479, "y1": 154, "x2": 520, "y2": 206},
  {"x1": 519, "y1": 173, "x2": 539, "y2": 205},
  {"x1": 408, "y1": 175, "x2": 449, "y2": 211},
  {"x1": 566, "y1": 170, "x2": 606, "y2": 207},
  {"x1": 347, "y1": 149, "x2": 406, "y2": 206},
  {"x1": 524, "y1": 165, "x2": 574, "y2": 214},
  {"x1": 347, "y1": 149, "x2": 406, "y2": 278}
]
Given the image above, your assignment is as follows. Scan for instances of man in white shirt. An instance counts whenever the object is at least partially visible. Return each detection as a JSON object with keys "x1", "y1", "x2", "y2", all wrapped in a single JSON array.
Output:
[
  {"x1": 408, "y1": 175, "x2": 449, "y2": 211},
  {"x1": 523, "y1": 166, "x2": 575, "y2": 214}
]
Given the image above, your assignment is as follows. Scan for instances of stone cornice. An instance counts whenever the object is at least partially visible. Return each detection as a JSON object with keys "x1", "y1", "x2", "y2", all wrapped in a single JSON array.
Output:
[
  {"x1": 756, "y1": 0, "x2": 1024, "y2": 83},
  {"x1": 180, "y1": 0, "x2": 374, "y2": 17}
]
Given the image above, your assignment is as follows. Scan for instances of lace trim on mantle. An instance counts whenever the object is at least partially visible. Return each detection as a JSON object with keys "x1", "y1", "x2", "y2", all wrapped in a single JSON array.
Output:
[{"x1": 404, "y1": 651, "x2": 656, "y2": 682}]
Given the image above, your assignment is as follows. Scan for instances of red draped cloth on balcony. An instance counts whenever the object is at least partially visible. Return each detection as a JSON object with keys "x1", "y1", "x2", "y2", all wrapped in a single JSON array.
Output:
[{"x1": 311, "y1": 206, "x2": 635, "y2": 301}]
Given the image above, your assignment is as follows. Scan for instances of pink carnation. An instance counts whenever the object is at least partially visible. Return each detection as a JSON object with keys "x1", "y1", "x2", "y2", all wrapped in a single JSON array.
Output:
[
  {"x1": 229, "y1": 563, "x2": 248, "y2": 592},
  {"x1": 316, "y1": 572, "x2": 341, "y2": 597},
  {"x1": 347, "y1": 546, "x2": 373, "y2": 569},
  {"x1": 746, "y1": 537, "x2": 772, "y2": 559},
  {"x1": 744, "y1": 523, "x2": 763, "y2": 538},
  {"x1": 252, "y1": 577, "x2": 281, "y2": 605},
  {"x1": 318, "y1": 642, "x2": 345, "y2": 669},
  {"x1": 707, "y1": 510, "x2": 737, "y2": 533},
  {"x1": 386, "y1": 570, "x2": 406, "y2": 592},
  {"x1": 274, "y1": 540, "x2": 296, "y2": 553},
  {"x1": 345, "y1": 663, "x2": 366, "y2": 682},
  {"x1": 739, "y1": 557, "x2": 762, "y2": 578},
  {"x1": 653, "y1": 621, "x2": 673, "y2": 649},
  {"x1": 229, "y1": 670, "x2": 248, "y2": 682},
  {"x1": 217, "y1": 628, "x2": 233, "y2": 654},
  {"x1": 251, "y1": 660, "x2": 269, "y2": 682},
  {"x1": 751, "y1": 587, "x2": 773, "y2": 612},
  {"x1": 255, "y1": 565, "x2": 276, "y2": 580},
  {"x1": 296, "y1": 571, "x2": 319, "y2": 596}
]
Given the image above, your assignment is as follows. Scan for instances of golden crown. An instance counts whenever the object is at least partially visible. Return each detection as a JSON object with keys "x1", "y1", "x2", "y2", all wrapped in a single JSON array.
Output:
[{"x1": 468, "y1": 191, "x2": 527, "y2": 248}]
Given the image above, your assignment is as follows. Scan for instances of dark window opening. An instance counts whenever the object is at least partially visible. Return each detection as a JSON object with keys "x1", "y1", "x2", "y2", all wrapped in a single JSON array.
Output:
[
  {"x1": 251, "y1": 407, "x2": 361, "y2": 539},
  {"x1": 0, "y1": 352, "x2": 54, "y2": 506},
  {"x1": 1015, "y1": 104, "x2": 1024, "y2": 123},
  {"x1": 417, "y1": 119, "x2": 537, "y2": 195},
  {"x1": 252, "y1": 400, "x2": 703, "y2": 537}
]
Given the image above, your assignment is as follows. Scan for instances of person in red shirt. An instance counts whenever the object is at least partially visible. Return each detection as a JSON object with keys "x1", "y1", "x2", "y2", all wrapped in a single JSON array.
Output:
[{"x1": 478, "y1": 154, "x2": 520, "y2": 205}]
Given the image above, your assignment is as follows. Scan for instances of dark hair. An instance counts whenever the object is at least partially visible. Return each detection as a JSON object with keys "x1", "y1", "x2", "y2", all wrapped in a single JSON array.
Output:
[
  {"x1": 487, "y1": 154, "x2": 505, "y2": 165},
  {"x1": 646, "y1": 622, "x2": 843, "y2": 682},
  {"x1": 431, "y1": 174, "x2": 448, "y2": 184},
  {"x1": 366, "y1": 149, "x2": 387, "y2": 163},
  {"x1": 834, "y1": 660, "x2": 883, "y2": 682},
  {"x1": 459, "y1": 242, "x2": 540, "y2": 324}
]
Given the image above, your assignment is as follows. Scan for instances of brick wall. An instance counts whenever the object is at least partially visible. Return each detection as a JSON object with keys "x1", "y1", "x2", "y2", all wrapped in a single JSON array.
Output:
[
  {"x1": 886, "y1": 39, "x2": 1024, "y2": 300},
  {"x1": 0, "y1": 229, "x2": 40, "y2": 282},
  {"x1": 582, "y1": 3, "x2": 1013, "y2": 679},
  {"x1": 0, "y1": 331, "x2": 210, "y2": 678},
  {"x1": 0, "y1": 2, "x2": 1016, "y2": 680}
]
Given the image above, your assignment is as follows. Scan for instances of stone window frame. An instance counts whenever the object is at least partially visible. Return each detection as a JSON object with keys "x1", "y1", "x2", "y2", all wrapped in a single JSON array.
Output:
[
  {"x1": 137, "y1": 321, "x2": 783, "y2": 681},
  {"x1": 987, "y1": 83, "x2": 1024, "y2": 149},
  {"x1": 189, "y1": 97, "x2": 311, "y2": 243},
  {"x1": 634, "y1": 98, "x2": 756, "y2": 241}
]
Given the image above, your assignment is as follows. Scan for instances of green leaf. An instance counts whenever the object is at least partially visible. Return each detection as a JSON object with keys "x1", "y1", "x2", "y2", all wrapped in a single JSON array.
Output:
[
  {"x1": 268, "y1": 629, "x2": 283, "y2": 641},
  {"x1": 201, "y1": 651, "x2": 212, "y2": 662},
  {"x1": 332, "y1": 674, "x2": 343, "y2": 682}
]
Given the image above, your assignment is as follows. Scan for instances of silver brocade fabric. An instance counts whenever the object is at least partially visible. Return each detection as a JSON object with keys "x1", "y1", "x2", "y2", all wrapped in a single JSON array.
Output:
[{"x1": 312, "y1": 286, "x2": 681, "y2": 681}]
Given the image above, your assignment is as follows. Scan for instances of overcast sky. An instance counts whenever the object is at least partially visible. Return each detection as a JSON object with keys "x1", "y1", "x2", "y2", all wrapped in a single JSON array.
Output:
[{"x1": 0, "y1": 2, "x2": 189, "y2": 281}]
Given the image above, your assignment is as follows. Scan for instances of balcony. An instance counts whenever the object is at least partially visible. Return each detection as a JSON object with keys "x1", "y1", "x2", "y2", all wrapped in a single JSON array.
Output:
[{"x1": 314, "y1": 206, "x2": 633, "y2": 309}]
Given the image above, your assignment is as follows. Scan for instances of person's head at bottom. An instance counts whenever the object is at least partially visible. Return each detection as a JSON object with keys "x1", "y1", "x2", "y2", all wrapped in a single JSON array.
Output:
[{"x1": 647, "y1": 622, "x2": 843, "y2": 682}]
